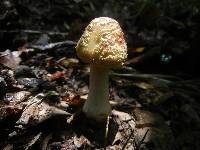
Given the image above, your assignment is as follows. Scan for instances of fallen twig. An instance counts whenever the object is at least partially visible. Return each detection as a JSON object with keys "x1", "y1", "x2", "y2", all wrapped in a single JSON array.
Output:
[
  {"x1": 0, "y1": 29, "x2": 68, "y2": 36},
  {"x1": 24, "y1": 132, "x2": 42, "y2": 150},
  {"x1": 104, "y1": 116, "x2": 110, "y2": 149},
  {"x1": 29, "y1": 40, "x2": 76, "y2": 51},
  {"x1": 2, "y1": 144, "x2": 13, "y2": 150},
  {"x1": 112, "y1": 72, "x2": 181, "y2": 81},
  {"x1": 111, "y1": 72, "x2": 173, "y2": 85}
]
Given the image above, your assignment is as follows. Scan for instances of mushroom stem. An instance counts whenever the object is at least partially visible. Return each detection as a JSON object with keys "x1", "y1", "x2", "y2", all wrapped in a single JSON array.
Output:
[{"x1": 83, "y1": 65, "x2": 111, "y2": 121}]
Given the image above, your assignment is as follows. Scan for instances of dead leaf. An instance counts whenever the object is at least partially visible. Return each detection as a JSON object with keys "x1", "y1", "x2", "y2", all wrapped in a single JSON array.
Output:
[
  {"x1": 73, "y1": 135, "x2": 91, "y2": 148},
  {"x1": 62, "y1": 95, "x2": 85, "y2": 107},
  {"x1": 0, "y1": 49, "x2": 22, "y2": 69},
  {"x1": 111, "y1": 110, "x2": 136, "y2": 147},
  {"x1": 16, "y1": 93, "x2": 71, "y2": 126},
  {"x1": 0, "y1": 105, "x2": 23, "y2": 119},
  {"x1": 133, "y1": 108, "x2": 175, "y2": 150},
  {"x1": 3, "y1": 91, "x2": 31, "y2": 104},
  {"x1": 59, "y1": 58, "x2": 79, "y2": 68},
  {"x1": 128, "y1": 47, "x2": 145, "y2": 53},
  {"x1": 48, "y1": 71, "x2": 66, "y2": 81}
]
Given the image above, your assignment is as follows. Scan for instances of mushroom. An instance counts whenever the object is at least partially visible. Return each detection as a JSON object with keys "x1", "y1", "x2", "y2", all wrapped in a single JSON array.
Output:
[{"x1": 76, "y1": 17, "x2": 127, "y2": 121}]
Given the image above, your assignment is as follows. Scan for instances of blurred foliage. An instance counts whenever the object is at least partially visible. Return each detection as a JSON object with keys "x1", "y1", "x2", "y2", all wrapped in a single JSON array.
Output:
[{"x1": 0, "y1": 0, "x2": 200, "y2": 75}]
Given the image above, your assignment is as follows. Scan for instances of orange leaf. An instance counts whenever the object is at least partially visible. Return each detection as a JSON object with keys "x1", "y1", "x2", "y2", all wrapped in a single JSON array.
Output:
[
  {"x1": 48, "y1": 71, "x2": 65, "y2": 81},
  {"x1": 62, "y1": 95, "x2": 85, "y2": 107}
]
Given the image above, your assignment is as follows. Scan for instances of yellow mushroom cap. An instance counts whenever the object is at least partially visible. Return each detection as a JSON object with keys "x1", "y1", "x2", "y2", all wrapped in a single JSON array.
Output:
[{"x1": 76, "y1": 17, "x2": 127, "y2": 68}]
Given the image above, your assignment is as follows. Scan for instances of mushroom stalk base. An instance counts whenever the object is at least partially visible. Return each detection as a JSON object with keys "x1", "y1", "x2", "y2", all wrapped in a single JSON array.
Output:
[{"x1": 83, "y1": 65, "x2": 111, "y2": 121}]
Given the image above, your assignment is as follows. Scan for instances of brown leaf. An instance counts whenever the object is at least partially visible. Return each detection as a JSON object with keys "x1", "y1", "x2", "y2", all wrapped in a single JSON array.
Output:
[
  {"x1": 59, "y1": 58, "x2": 79, "y2": 68},
  {"x1": 0, "y1": 104, "x2": 23, "y2": 119},
  {"x1": 62, "y1": 95, "x2": 85, "y2": 107}
]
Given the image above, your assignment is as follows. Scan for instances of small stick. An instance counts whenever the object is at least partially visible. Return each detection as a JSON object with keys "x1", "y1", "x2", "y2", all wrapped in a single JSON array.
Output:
[
  {"x1": 29, "y1": 40, "x2": 76, "y2": 51},
  {"x1": 104, "y1": 116, "x2": 110, "y2": 149},
  {"x1": 0, "y1": 29, "x2": 68, "y2": 36}
]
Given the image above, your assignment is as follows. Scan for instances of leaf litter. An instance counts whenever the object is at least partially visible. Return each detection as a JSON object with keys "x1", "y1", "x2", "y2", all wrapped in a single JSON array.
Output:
[{"x1": 1, "y1": 0, "x2": 200, "y2": 149}]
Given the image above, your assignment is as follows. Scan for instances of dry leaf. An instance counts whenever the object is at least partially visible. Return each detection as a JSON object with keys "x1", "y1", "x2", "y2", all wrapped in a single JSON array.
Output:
[
  {"x1": 3, "y1": 91, "x2": 31, "y2": 103},
  {"x1": 128, "y1": 47, "x2": 145, "y2": 53},
  {"x1": 111, "y1": 110, "x2": 136, "y2": 147},
  {"x1": 0, "y1": 105, "x2": 23, "y2": 119},
  {"x1": 59, "y1": 58, "x2": 79, "y2": 68},
  {"x1": 0, "y1": 49, "x2": 22, "y2": 69},
  {"x1": 62, "y1": 95, "x2": 85, "y2": 107},
  {"x1": 16, "y1": 93, "x2": 71, "y2": 126},
  {"x1": 73, "y1": 135, "x2": 91, "y2": 148},
  {"x1": 48, "y1": 71, "x2": 66, "y2": 81}
]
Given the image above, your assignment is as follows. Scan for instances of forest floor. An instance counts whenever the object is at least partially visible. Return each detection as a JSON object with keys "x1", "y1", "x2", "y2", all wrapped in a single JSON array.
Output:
[{"x1": 1, "y1": 0, "x2": 200, "y2": 150}]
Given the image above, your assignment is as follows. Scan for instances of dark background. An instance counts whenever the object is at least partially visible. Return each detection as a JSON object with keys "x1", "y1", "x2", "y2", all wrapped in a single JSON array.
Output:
[{"x1": 1, "y1": 0, "x2": 200, "y2": 77}]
